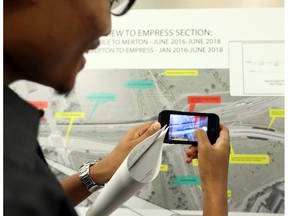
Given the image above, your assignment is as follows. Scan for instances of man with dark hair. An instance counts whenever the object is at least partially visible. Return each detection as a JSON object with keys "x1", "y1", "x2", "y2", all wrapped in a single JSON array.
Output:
[{"x1": 4, "y1": 0, "x2": 230, "y2": 215}]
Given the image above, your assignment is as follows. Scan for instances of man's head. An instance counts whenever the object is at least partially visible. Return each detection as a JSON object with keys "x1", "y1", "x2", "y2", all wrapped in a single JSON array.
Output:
[{"x1": 4, "y1": 0, "x2": 113, "y2": 94}]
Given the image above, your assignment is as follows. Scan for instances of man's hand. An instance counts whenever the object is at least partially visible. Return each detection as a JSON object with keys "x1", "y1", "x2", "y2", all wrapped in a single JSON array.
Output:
[
  {"x1": 92, "y1": 121, "x2": 161, "y2": 183},
  {"x1": 185, "y1": 124, "x2": 230, "y2": 216}
]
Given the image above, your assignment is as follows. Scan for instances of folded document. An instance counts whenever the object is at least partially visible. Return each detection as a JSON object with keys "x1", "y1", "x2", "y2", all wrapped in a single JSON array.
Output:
[{"x1": 86, "y1": 126, "x2": 168, "y2": 216}]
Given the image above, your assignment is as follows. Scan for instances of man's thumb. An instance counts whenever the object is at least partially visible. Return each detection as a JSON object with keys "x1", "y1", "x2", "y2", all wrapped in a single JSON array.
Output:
[
  {"x1": 136, "y1": 121, "x2": 161, "y2": 143},
  {"x1": 194, "y1": 129, "x2": 211, "y2": 147}
]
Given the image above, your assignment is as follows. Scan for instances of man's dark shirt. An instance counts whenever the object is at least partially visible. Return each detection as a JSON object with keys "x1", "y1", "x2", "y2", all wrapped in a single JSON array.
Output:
[{"x1": 4, "y1": 86, "x2": 78, "y2": 216}]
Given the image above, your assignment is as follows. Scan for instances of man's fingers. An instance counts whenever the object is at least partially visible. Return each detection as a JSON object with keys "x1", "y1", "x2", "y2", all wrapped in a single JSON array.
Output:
[
  {"x1": 194, "y1": 128, "x2": 211, "y2": 148},
  {"x1": 185, "y1": 146, "x2": 198, "y2": 163},
  {"x1": 186, "y1": 146, "x2": 197, "y2": 156}
]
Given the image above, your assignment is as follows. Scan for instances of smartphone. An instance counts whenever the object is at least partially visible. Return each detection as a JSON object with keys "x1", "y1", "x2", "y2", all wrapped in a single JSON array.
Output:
[{"x1": 158, "y1": 110, "x2": 220, "y2": 146}]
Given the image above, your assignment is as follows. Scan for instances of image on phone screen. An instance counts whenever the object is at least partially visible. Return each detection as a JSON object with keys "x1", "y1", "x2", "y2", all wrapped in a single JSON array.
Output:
[{"x1": 168, "y1": 114, "x2": 208, "y2": 142}]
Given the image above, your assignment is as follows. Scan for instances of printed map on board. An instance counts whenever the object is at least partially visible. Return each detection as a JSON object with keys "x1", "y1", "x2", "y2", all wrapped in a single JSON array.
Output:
[{"x1": 11, "y1": 68, "x2": 284, "y2": 213}]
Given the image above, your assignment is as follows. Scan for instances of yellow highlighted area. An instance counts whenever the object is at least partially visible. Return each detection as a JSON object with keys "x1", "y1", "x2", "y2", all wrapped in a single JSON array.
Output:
[
  {"x1": 230, "y1": 154, "x2": 270, "y2": 164},
  {"x1": 192, "y1": 159, "x2": 199, "y2": 166},
  {"x1": 55, "y1": 112, "x2": 85, "y2": 144},
  {"x1": 160, "y1": 70, "x2": 198, "y2": 76},
  {"x1": 269, "y1": 108, "x2": 284, "y2": 128},
  {"x1": 269, "y1": 109, "x2": 285, "y2": 118},
  {"x1": 160, "y1": 164, "x2": 169, "y2": 171},
  {"x1": 227, "y1": 190, "x2": 232, "y2": 198},
  {"x1": 230, "y1": 144, "x2": 235, "y2": 155},
  {"x1": 192, "y1": 153, "x2": 269, "y2": 166},
  {"x1": 55, "y1": 112, "x2": 85, "y2": 118}
]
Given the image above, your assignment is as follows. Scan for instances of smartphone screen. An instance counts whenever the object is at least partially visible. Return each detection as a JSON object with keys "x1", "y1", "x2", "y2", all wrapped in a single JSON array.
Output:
[
  {"x1": 169, "y1": 114, "x2": 208, "y2": 142},
  {"x1": 158, "y1": 110, "x2": 220, "y2": 146}
]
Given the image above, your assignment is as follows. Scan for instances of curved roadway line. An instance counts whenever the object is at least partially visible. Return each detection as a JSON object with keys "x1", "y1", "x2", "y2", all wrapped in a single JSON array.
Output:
[
  {"x1": 229, "y1": 127, "x2": 284, "y2": 142},
  {"x1": 135, "y1": 94, "x2": 176, "y2": 121},
  {"x1": 56, "y1": 124, "x2": 284, "y2": 144},
  {"x1": 51, "y1": 95, "x2": 282, "y2": 127},
  {"x1": 132, "y1": 69, "x2": 178, "y2": 121},
  {"x1": 150, "y1": 69, "x2": 178, "y2": 108}
]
